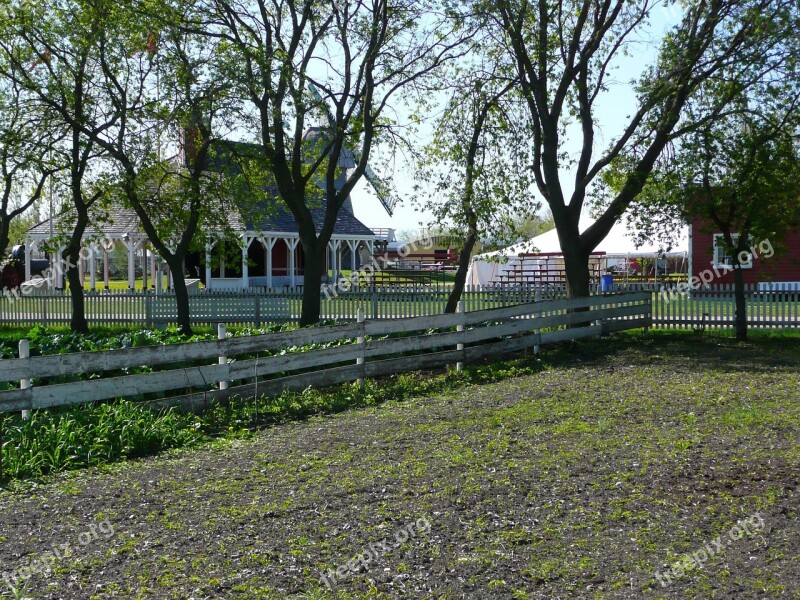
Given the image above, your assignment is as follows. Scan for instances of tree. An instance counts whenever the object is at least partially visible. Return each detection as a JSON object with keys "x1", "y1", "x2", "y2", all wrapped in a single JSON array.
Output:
[
  {"x1": 414, "y1": 63, "x2": 532, "y2": 312},
  {"x1": 630, "y1": 100, "x2": 800, "y2": 340},
  {"x1": 0, "y1": 78, "x2": 61, "y2": 259},
  {"x1": 204, "y1": 0, "x2": 465, "y2": 325},
  {"x1": 511, "y1": 212, "x2": 555, "y2": 241},
  {"x1": 85, "y1": 0, "x2": 238, "y2": 335},
  {"x1": 483, "y1": 0, "x2": 799, "y2": 298},
  {"x1": 0, "y1": 0, "x2": 116, "y2": 332}
]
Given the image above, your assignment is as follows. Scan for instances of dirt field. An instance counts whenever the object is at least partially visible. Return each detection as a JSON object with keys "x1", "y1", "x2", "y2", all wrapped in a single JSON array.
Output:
[{"x1": 1, "y1": 333, "x2": 798, "y2": 599}]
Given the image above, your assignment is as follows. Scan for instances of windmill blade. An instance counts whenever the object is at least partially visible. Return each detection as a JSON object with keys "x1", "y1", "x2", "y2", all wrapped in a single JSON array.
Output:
[
  {"x1": 307, "y1": 82, "x2": 396, "y2": 216},
  {"x1": 361, "y1": 160, "x2": 397, "y2": 216},
  {"x1": 307, "y1": 82, "x2": 336, "y2": 130}
]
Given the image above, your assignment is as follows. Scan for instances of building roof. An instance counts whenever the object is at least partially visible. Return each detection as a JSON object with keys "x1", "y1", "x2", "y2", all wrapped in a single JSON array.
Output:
[
  {"x1": 28, "y1": 198, "x2": 375, "y2": 239},
  {"x1": 28, "y1": 139, "x2": 375, "y2": 239},
  {"x1": 28, "y1": 203, "x2": 142, "y2": 237}
]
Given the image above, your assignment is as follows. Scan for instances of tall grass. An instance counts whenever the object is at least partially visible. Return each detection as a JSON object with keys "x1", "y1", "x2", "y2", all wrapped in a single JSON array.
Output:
[
  {"x1": 0, "y1": 402, "x2": 206, "y2": 480},
  {"x1": 0, "y1": 357, "x2": 541, "y2": 482}
]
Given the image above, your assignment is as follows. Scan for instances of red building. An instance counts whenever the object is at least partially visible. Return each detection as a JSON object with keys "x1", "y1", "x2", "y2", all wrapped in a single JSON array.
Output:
[{"x1": 690, "y1": 215, "x2": 800, "y2": 288}]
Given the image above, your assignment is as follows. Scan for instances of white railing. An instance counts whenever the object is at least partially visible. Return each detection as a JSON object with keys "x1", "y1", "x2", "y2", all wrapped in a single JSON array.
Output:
[{"x1": 0, "y1": 292, "x2": 652, "y2": 415}]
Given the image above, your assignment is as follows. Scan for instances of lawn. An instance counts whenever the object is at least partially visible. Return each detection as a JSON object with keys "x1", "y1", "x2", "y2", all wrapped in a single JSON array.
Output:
[{"x1": 0, "y1": 332, "x2": 798, "y2": 599}]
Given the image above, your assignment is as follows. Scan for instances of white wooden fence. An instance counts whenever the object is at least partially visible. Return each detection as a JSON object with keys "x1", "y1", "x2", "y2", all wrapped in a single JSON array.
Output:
[
  {"x1": 1, "y1": 283, "x2": 798, "y2": 331},
  {"x1": 0, "y1": 292, "x2": 651, "y2": 415},
  {"x1": 649, "y1": 283, "x2": 800, "y2": 329},
  {"x1": 0, "y1": 286, "x2": 555, "y2": 327}
]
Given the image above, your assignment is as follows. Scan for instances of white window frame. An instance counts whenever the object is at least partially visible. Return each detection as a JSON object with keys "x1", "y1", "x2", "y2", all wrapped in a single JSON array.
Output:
[{"x1": 713, "y1": 233, "x2": 752, "y2": 269}]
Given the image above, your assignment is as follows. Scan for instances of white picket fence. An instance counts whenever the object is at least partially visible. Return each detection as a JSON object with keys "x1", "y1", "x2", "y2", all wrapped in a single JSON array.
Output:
[
  {"x1": 648, "y1": 283, "x2": 800, "y2": 329},
  {"x1": 0, "y1": 285, "x2": 559, "y2": 327},
  {"x1": 1, "y1": 283, "x2": 797, "y2": 330},
  {"x1": 0, "y1": 292, "x2": 652, "y2": 415}
]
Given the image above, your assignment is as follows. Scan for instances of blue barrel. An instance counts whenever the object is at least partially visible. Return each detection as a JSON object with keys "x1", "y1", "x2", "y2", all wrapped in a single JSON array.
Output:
[{"x1": 601, "y1": 274, "x2": 614, "y2": 292}]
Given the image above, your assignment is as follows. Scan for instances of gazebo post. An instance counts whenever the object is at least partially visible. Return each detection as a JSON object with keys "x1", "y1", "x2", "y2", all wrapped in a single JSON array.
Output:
[
  {"x1": 328, "y1": 240, "x2": 338, "y2": 284},
  {"x1": 103, "y1": 249, "x2": 110, "y2": 290},
  {"x1": 124, "y1": 238, "x2": 135, "y2": 290},
  {"x1": 141, "y1": 243, "x2": 148, "y2": 291},
  {"x1": 89, "y1": 246, "x2": 97, "y2": 291},
  {"x1": 78, "y1": 249, "x2": 85, "y2": 286},
  {"x1": 241, "y1": 234, "x2": 250, "y2": 290},
  {"x1": 288, "y1": 238, "x2": 298, "y2": 288},
  {"x1": 265, "y1": 237, "x2": 275, "y2": 290},
  {"x1": 149, "y1": 248, "x2": 156, "y2": 290}
]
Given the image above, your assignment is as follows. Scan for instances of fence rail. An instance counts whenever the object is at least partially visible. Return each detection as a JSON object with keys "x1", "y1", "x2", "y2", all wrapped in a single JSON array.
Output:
[
  {"x1": 1, "y1": 283, "x2": 798, "y2": 330},
  {"x1": 0, "y1": 292, "x2": 652, "y2": 415}
]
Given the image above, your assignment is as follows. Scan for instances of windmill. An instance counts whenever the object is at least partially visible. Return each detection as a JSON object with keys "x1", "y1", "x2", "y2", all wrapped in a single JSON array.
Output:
[{"x1": 306, "y1": 83, "x2": 397, "y2": 217}]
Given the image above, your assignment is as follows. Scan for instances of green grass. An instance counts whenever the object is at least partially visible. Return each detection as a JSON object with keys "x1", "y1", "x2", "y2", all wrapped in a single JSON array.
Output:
[{"x1": 0, "y1": 357, "x2": 532, "y2": 482}]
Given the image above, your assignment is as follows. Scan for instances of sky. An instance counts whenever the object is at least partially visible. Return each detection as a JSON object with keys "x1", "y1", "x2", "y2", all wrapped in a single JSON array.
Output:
[{"x1": 351, "y1": 4, "x2": 681, "y2": 242}]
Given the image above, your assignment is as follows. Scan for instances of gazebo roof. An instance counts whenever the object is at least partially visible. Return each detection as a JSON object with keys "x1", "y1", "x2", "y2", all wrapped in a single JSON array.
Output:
[
  {"x1": 28, "y1": 138, "x2": 376, "y2": 240},
  {"x1": 27, "y1": 197, "x2": 375, "y2": 239}
]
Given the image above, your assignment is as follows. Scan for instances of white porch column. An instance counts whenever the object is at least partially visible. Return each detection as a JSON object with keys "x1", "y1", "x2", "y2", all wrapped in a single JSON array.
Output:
[
  {"x1": 78, "y1": 249, "x2": 85, "y2": 286},
  {"x1": 141, "y1": 244, "x2": 148, "y2": 291},
  {"x1": 288, "y1": 238, "x2": 299, "y2": 288},
  {"x1": 149, "y1": 247, "x2": 156, "y2": 289},
  {"x1": 241, "y1": 234, "x2": 251, "y2": 289},
  {"x1": 120, "y1": 237, "x2": 143, "y2": 291},
  {"x1": 24, "y1": 239, "x2": 32, "y2": 282},
  {"x1": 264, "y1": 236, "x2": 278, "y2": 289},
  {"x1": 128, "y1": 243, "x2": 135, "y2": 289},
  {"x1": 103, "y1": 249, "x2": 110, "y2": 290},
  {"x1": 348, "y1": 240, "x2": 357, "y2": 272},
  {"x1": 89, "y1": 247, "x2": 97, "y2": 291},
  {"x1": 328, "y1": 241, "x2": 337, "y2": 283}
]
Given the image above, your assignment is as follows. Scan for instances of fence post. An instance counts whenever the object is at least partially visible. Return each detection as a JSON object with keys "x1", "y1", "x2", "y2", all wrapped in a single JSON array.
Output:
[
  {"x1": 357, "y1": 308, "x2": 365, "y2": 386},
  {"x1": 456, "y1": 301, "x2": 465, "y2": 372},
  {"x1": 372, "y1": 288, "x2": 379, "y2": 320},
  {"x1": 254, "y1": 295, "x2": 261, "y2": 328},
  {"x1": 218, "y1": 323, "x2": 228, "y2": 391},
  {"x1": 19, "y1": 339, "x2": 31, "y2": 420}
]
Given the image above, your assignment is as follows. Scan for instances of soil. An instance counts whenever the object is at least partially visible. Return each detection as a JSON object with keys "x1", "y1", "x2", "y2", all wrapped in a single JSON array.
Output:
[{"x1": 0, "y1": 333, "x2": 798, "y2": 599}]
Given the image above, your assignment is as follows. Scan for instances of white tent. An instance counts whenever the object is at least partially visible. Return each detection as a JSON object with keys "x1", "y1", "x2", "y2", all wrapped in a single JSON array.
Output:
[{"x1": 467, "y1": 217, "x2": 688, "y2": 286}]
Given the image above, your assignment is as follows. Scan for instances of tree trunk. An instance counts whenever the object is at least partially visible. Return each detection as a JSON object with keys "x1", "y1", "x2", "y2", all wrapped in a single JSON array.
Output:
[
  {"x1": 445, "y1": 229, "x2": 478, "y2": 314},
  {"x1": 300, "y1": 240, "x2": 324, "y2": 326},
  {"x1": 0, "y1": 219, "x2": 10, "y2": 260},
  {"x1": 168, "y1": 255, "x2": 193, "y2": 336},
  {"x1": 562, "y1": 245, "x2": 592, "y2": 298},
  {"x1": 561, "y1": 241, "x2": 593, "y2": 328},
  {"x1": 733, "y1": 263, "x2": 748, "y2": 341},
  {"x1": 64, "y1": 223, "x2": 88, "y2": 334}
]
